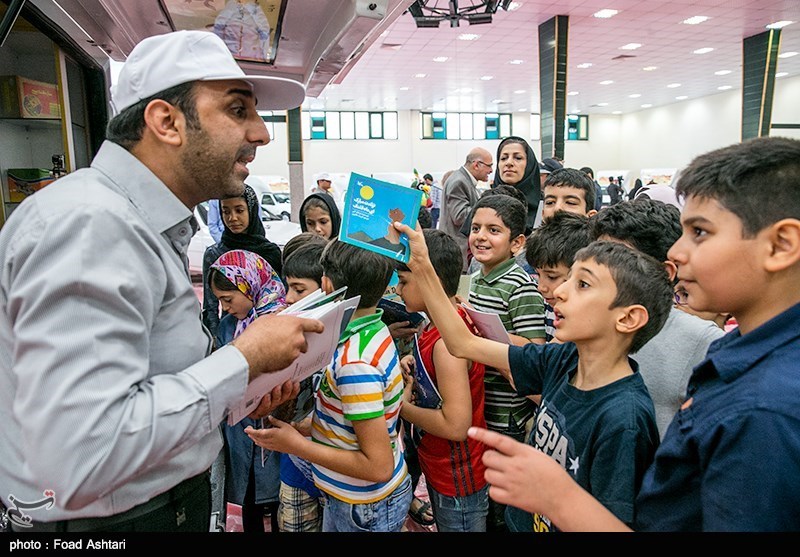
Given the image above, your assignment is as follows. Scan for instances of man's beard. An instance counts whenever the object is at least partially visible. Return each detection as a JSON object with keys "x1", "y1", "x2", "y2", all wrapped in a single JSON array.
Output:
[{"x1": 180, "y1": 125, "x2": 245, "y2": 201}]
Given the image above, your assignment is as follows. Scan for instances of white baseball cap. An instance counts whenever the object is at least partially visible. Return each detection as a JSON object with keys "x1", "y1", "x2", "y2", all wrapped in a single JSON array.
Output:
[
  {"x1": 110, "y1": 30, "x2": 305, "y2": 115},
  {"x1": 317, "y1": 172, "x2": 332, "y2": 181}
]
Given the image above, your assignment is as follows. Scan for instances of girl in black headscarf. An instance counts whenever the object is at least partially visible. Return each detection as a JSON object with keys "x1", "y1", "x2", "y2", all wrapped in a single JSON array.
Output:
[
  {"x1": 202, "y1": 184, "x2": 283, "y2": 336},
  {"x1": 492, "y1": 136, "x2": 541, "y2": 234},
  {"x1": 298, "y1": 192, "x2": 342, "y2": 241}
]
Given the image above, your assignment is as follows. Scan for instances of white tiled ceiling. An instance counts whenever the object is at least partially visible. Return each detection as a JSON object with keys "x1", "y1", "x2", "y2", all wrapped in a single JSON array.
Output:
[{"x1": 307, "y1": 0, "x2": 800, "y2": 115}]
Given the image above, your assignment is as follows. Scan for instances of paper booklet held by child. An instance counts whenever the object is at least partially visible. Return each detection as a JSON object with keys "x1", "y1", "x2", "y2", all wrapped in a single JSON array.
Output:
[
  {"x1": 459, "y1": 303, "x2": 512, "y2": 344},
  {"x1": 227, "y1": 286, "x2": 360, "y2": 425},
  {"x1": 339, "y1": 172, "x2": 423, "y2": 263},
  {"x1": 408, "y1": 333, "x2": 442, "y2": 447}
]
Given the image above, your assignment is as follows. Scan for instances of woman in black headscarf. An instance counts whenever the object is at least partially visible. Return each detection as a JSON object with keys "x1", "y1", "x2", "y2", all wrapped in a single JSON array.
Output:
[
  {"x1": 298, "y1": 192, "x2": 342, "y2": 241},
  {"x1": 492, "y1": 136, "x2": 541, "y2": 234},
  {"x1": 202, "y1": 184, "x2": 283, "y2": 336}
]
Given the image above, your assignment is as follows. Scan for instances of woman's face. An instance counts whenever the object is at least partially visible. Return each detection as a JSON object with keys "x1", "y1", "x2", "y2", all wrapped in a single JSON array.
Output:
[
  {"x1": 304, "y1": 206, "x2": 333, "y2": 239},
  {"x1": 221, "y1": 197, "x2": 249, "y2": 234},
  {"x1": 498, "y1": 142, "x2": 527, "y2": 185}
]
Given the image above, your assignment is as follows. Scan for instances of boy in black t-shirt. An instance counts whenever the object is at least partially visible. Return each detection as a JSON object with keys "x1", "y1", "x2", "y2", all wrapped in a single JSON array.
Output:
[{"x1": 394, "y1": 224, "x2": 672, "y2": 531}]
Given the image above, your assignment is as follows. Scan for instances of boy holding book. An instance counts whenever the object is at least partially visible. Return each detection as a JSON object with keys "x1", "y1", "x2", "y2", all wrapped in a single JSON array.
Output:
[
  {"x1": 246, "y1": 240, "x2": 411, "y2": 532},
  {"x1": 395, "y1": 229, "x2": 489, "y2": 532},
  {"x1": 467, "y1": 136, "x2": 800, "y2": 531},
  {"x1": 395, "y1": 221, "x2": 671, "y2": 532}
]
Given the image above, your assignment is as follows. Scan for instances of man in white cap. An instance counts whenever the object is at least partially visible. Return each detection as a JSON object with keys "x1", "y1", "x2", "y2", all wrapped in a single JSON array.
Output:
[
  {"x1": 312, "y1": 172, "x2": 333, "y2": 196},
  {"x1": 0, "y1": 30, "x2": 324, "y2": 532}
]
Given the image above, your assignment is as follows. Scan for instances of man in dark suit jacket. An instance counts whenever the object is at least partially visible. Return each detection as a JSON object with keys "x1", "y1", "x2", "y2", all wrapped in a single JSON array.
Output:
[{"x1": 440, "y1": 147, "x2": 494, "y2": 272}]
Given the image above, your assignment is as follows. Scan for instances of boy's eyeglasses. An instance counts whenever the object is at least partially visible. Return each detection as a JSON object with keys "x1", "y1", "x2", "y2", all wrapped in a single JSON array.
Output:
[{"x1": 674, "y1": 289, "x2": 689, "y2": 306}]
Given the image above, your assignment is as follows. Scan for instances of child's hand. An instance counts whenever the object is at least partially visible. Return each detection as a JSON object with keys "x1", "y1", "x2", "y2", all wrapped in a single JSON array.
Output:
[
  {"x1": 389, "y1": 320, "x2": 421, "y2": 340},
  {"x1": 399, "y1": 354, "x2": 415, "y2": 376},
  {"x1": 245, "y1": 416, "x2": 307, "y2": 454},
  {"x1": 293, "y1": 415, "x2": 313, "y2": 437},
  {"x1": 402, "y1": 374, "x2": 415, "y2": 404},
  {"x1": 392, "y1": 222, "x2": 428, "y2": 270}
]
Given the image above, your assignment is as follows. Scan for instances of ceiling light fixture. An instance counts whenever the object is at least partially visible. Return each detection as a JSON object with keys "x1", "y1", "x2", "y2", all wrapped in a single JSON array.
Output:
[
  {"x1": 597, "y1": 102, "x2": 609, "y2": 106},
  {"x1": 612, "y1": 110, "x2": 622, "y2": 115},
  {"x1": 480, "y1": 75, "x2": 494, "y2": 80},
  {"x1": 676, "y1": 95, "x2": 688, "y2": 100},
  {"x1": 577, "y1": 62, "x2": 593, "y2": 69},
  {"x1": 778, "y1": 51, "x2": 798, "y2": 58},
  {"x1": 718, "y1": 85, "x2": 732, "y2": 90},
  {"x1": 593, "y1": 9, "x2": 619, "y2": 19},
  {"x1": 509, "y1": 59, "x2": 524, "y2": 64},
  {"x1": 414, "y1": 73, "x2": 427, "y2": 78},
  {"x1": 715, "y1": 70, "x2": 732, "y2": 75},
  {"x1": 629, "y1": 93, "x2": 641, "y2": 98},
  {"x1": 693, "y1": 47, "x2": 714, "y2": 54},
  {"x1": 766, "y1": 21, "x2": 794, "y2": 29},
  {"x1": 514, "y1": 89, "x2": 526, "y2": 94},
  {"x1": 568, "y1": 91, "x2": 579, "y2": 96},
  {"x1": 399, "y1": 86, "x2": 410, "y2": 91},
  {"x1": 600, "y1": 80, "x2": 614, "y2": 85},
  {"x1": 458, "y1": 33, "x2": 480, "y2": 40},
  {"x1": 641, "y1": 104, "x2": 652, "y2": 108},
  {"x1": 642, "y1": 66, "x2": 658, "y2": 71},
  {"x1": 620, "y1": 43, "x2": 642, "y2": 50},
  {"x1": 432, "y1": 56, "x2": 449, "y2": 62},
  {"x1": 667, "y1": 83, "x2": 681, "y2": 88},
  {"x1": 776, "y1": 72, "x2": 789, "y2": 77},
  {"x1": 682, "y1": 16, "x2": 709, "y2": 25}
]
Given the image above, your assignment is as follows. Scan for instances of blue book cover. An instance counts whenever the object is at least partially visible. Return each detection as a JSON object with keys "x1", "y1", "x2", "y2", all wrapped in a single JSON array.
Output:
[
  {"x1": 409, "y1": 334, "x2": 442, "y2": 447},
  {"x1": 339, "y1": 173, "x2": 423, "y2": 263}
]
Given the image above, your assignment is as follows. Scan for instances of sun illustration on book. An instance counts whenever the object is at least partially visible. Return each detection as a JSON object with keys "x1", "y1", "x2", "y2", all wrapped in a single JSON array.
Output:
[{"x1": 359, "y1": 185, "x2": 374, "y2": 200}]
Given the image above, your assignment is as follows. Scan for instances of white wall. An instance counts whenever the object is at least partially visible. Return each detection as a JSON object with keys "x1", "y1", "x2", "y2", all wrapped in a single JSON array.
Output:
[{"x1": 248, "y1": 74, "x2": 800, "y2": 192}]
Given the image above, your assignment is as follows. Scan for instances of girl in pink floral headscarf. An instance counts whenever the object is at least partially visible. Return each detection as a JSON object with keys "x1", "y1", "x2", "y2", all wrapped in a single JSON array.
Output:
[{"x1": 208, "y1": 249, "x2": 286, "y2": 339}]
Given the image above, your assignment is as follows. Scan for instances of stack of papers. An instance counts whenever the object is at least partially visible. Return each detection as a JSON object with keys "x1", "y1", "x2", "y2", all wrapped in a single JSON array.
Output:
[{"x1": 227, "y1": 287, "x2": 360, "y2": 425}]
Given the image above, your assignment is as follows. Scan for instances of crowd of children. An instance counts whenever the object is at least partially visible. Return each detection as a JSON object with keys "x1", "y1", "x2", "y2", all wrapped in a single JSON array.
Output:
[{"x1": 200, "y1": 135, "x2": 800, "y2": 532}]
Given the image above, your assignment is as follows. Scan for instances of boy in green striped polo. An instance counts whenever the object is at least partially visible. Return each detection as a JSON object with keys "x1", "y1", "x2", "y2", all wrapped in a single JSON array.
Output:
[{"x1": 466, "y1": 194, "x2": 546, "y2": 531}]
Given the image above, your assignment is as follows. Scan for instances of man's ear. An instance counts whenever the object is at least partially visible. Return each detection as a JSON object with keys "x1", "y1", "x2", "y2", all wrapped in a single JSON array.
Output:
[
  {"x1": 321, "y1": 275, "x2": 335, "y2": 295},
  {"x1": 764, "y1": 218, "x2": 800, "y2": 272},
  {"x1": 615, "y1": 304, "x2": 649, "y2": 336},
  {"x1": 142, "y1": 99, "x2": 184, "y2": 147},
  {"x1": 662, "y1": 260, "x2": 678, "y2": 282},
  {"x1": 586, "y1": 209, "x2": 598, "y2": 218}
]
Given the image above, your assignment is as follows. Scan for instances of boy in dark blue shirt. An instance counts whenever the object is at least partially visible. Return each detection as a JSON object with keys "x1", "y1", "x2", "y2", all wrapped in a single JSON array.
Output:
[
  {"x1": 468, "y1": 136, "x2": 800, "y2": 531},
  {"x1": 396, "y1": 220, "x2": 673, "y2": 531}
]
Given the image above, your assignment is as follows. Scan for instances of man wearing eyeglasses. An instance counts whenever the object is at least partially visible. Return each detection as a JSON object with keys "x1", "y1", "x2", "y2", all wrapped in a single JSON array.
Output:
[{"x1": 440, "y1": 147, "x2": 494, "y2": 272}]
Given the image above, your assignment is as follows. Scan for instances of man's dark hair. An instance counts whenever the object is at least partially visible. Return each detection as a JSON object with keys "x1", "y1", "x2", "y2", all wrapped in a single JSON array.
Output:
[
  {"x1": 418, "y1": 206, "x2": 433, "y2": 229},
  {"x1": 423, "y1": 173, "x2": 434, "y2": 181},
  {"x1": 395, "y1": 229, "x2": 462, "y2": 297},
  {"x1": 589, "y1": 198, "x2": 681, "y2": 262},
  {"x1": 543, "y1": 168, "x2": 597, "y2": 212},
  {"x1": 469, "y1": 194, "x2": 526, "y2": 238},
  {"x1": 580, "y1": 166, "x2": 595, "y2": 179},
  {"x1": 106, "y1": 82, "x2": 199, "y2": 150},
  {"x1": 676, "y1": 136, "x2": 800, "y2": 237},
  {"x1": 575, "y1": 241, "x2": 672, "y2": 353},
  {"x1": 526, "y1": 211, "x2": 591, "y2": 269},
  {"x1": 320, "y1": 240, "x2": 394, "y2": 308},
  {"x1": 283, "y1": 242, "x2": 325, "y2": 285}
]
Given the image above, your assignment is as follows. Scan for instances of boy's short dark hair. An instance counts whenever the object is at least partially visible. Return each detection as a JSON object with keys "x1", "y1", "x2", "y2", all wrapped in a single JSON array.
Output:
[
  {"x1": 469, "y1": 194, "x2": 526, "y2": 239},
  {"x1": 675, "y1": 136, "x2": 800, "y2": 237},
  {"x1": 320, "y1": 239, "x2": 394, "y2": 309},
  {"x1": 282, "y1": 232, "x2": 328, "y2": 265},
  {"x1": 283, "y1": 242, "x2": 324, "y2": 286},
  {"x1": 526, "y1": 211, "x2": 591, "y2": 269},
  {"x1": 589, "y1": 198, "x2": 681, "y2": 262},
  {"x1": 423, "y1": 173, "x2": 434, "y2": 181},
  {"x1": 483, "y1": 184, "x2": 528, "y2": 210},
  {"x1": 395, "y1": 229, "x2": 463, "y2": 297},
  {"x1": 575, "y1": 241, "x2": 672, "y2": 354},
  {"x1": 418, "y1": 206, "x2": 433, "y2": 229},
  {"x1": 543, "y1": 168, "x2": 597, "y2": 212}
]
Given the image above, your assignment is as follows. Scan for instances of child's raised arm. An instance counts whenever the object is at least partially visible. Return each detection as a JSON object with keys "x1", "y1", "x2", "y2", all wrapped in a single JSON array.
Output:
[{"x1": 393, "y1": 222, "x2": 511, "y2": 371}]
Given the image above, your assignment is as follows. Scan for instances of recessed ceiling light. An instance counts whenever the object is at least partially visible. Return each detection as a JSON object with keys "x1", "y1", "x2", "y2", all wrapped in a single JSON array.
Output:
[
  {"x1": 642, "y1": 66, "x2": 658, "y2": 71},
  {"x1": 620, "y1": 43, "x2": 642, "y2": 50},
  {"x1": 506, "y1": 2, "x2": 521, "y2": 11},
  {"x1": 628, "y1": 93, "x2": 641, "y2": 98},
  {"x1": 600, "y1": 80, "x2": 614, "y2": 85},
  {"x1": 693, "y1": 47, "x2": 714, "y2": 54},
  {"x1": 597, "y1": 102, "x2": 609, "y2": 107},
  {"x1": 577, "y1": 62, "x2": 593, "y2": 69},
  {"x1": 399, "y1": 86, "x2": 410, "y2": 91},
  {"x1": 767, "y1": 21, "x2": 794, "y2": 29},
  {"x1": 414, "y1": 73, "x2": 427, "y2": 78},
  {"x1": 682, "y1": 16, "x2": 709, "y2": 25},
  {"x1": 612, "y1": 110, "x2": 622, "y2": 115},
  {"x1": 715, "y1": 70, "x2": 732, "y2": 75},
  {"x1": 593, "y1": 9, "x2": 619, "y2": 19},
  {"x1": 779, "y1": 51, "x2": 798, "y2": 58},
  {"x1": 432, "y1": 56, "x2": 449, "y2": 62},
  {"x1": 718, "y1": 85, "x2": 732, "y2": 90},
  {"x1": 508, "y1": 59, "x2": 524, "y2": 65},
  {"x1": 676, "y1": 95, "x2": 688, "y2": 100},
  {"x1": 641, "y1": 104, "x2": 653, "y2": 108},
  {"x1": 514, "y1": 89, "x2": 526, "y2": 94},
  {"x1": 518, "y1": 108, "x2": 527, "y2": 112},
  {"x1": 667, "y1": 83, "x2": 681, "y2": 88},
  {"x1": 491, "y1": 99, "x2": 506, "y2": 104},
  {"x1": 776, "y1": 72, "x2": 789, "y2": 77},
  {"x1": 480, "y1": 75, "x2": 494, "y2": 80},
  {"x1": 568, "y1": 91, "x2": 579, "y2": 96},
  {"x1": 458, "y1": 33, "x2": 480, "y2": 40}
]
